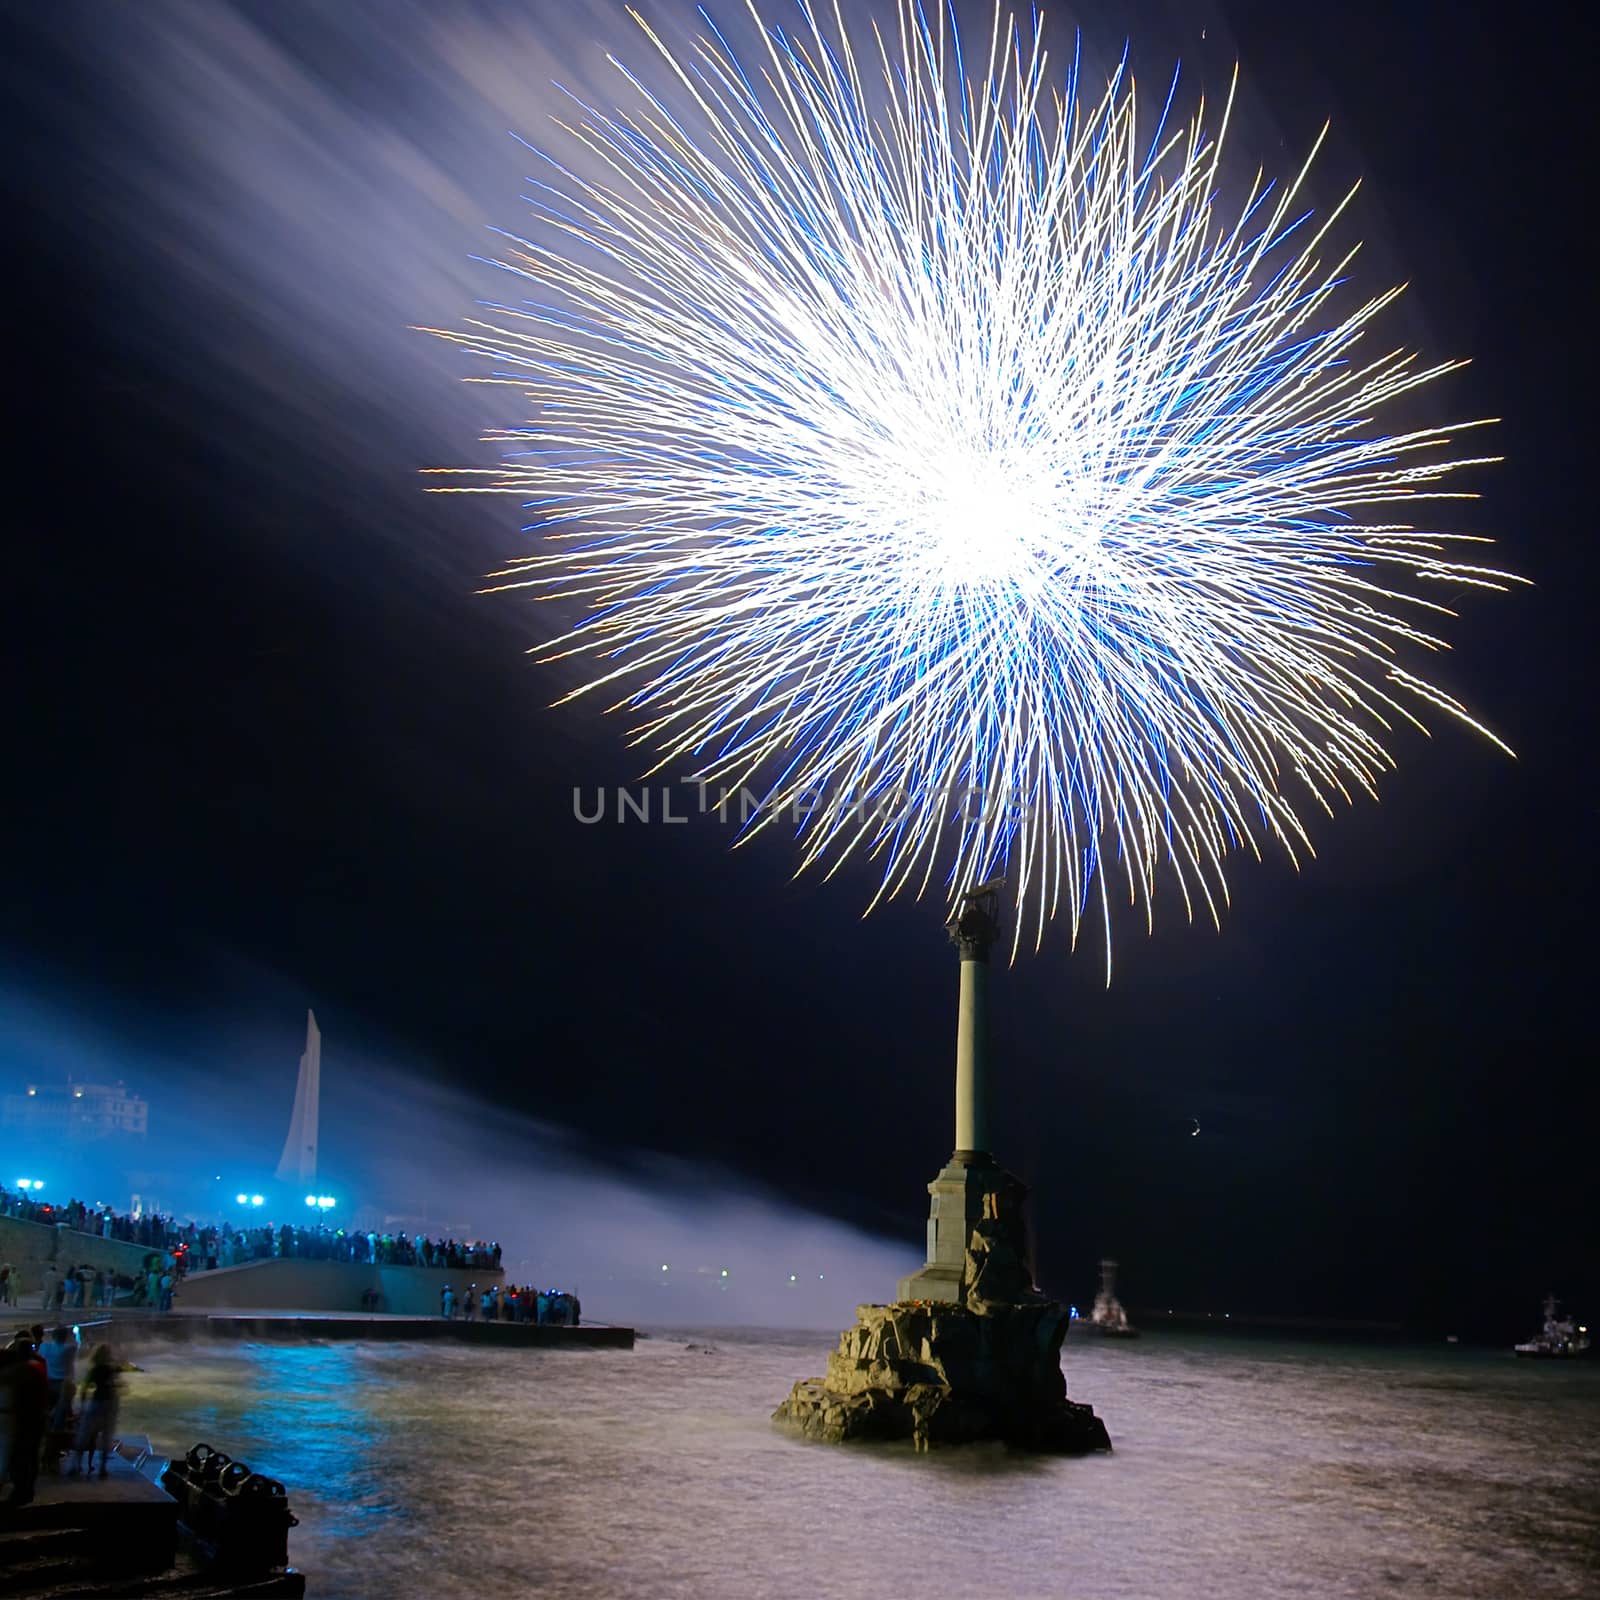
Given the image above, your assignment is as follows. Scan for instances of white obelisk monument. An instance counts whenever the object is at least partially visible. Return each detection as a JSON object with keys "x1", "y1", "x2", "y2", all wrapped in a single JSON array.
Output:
[{"x1": 275, "y1": 1009, "x2": 321, "y2": 1187}]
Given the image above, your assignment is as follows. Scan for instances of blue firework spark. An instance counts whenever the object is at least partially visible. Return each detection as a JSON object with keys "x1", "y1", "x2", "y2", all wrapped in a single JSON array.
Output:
[{"x1": 425, "y1": 1, "x2": 1516, "y2": 966}]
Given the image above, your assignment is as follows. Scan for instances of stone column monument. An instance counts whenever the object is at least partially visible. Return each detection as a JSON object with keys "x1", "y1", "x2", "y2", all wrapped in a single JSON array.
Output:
[{"x1": 774, "y1": 887, "x2": 1111, "y2": 1453}]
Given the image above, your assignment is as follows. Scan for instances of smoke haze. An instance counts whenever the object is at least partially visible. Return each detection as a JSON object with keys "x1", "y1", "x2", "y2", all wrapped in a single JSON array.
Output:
[{"x1": 1, "y1": 984, "x2": 917, "y2": 1328}]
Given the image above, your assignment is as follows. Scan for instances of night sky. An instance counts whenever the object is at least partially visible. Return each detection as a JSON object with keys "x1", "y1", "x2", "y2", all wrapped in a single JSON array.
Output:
[{"x1": 7, "y1": 0, "x2": 1593, "y2": 1338}]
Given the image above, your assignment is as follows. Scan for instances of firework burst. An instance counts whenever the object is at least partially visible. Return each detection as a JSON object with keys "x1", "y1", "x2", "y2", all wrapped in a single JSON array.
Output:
[{"x1": 424, "y1": 1, "x2": 1516, "y2": 968}]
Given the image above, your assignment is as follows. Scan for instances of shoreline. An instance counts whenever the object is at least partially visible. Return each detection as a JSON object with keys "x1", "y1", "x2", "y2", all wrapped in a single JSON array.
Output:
[{"x1": 5, "y1": 1309, "x2": 635, "y2": 1349}]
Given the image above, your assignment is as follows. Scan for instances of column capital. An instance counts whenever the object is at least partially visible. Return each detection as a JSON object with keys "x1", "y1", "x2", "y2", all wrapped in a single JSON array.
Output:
[{"x1": 947, "y1": 882, "x2": 1002, "y2": 962}]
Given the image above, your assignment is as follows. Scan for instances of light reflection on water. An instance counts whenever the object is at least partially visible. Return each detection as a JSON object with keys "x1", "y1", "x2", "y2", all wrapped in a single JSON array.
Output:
[{"x1": 121, "y1": 1330, "x2": 1600, "y2": 1599}]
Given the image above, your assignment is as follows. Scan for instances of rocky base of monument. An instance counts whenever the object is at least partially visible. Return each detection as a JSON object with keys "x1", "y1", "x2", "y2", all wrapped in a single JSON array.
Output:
[{"x1": 773, "y1": 1297, "x2": 1112, "y2": 1454}]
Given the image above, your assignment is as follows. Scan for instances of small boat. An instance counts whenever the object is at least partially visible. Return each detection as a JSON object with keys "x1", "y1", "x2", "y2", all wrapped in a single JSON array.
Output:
[
  {"x1": 1513, "y1": 1294, "x2": 1590, "y2": 1358},
  {"x1": 1072, "y1": 1259, "x2": 1139, "y2": 1338}
]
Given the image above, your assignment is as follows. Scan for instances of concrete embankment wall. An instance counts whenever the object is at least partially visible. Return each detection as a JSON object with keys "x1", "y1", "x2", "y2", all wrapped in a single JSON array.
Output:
[
  {"x1": 173, "y1": 1258, "x2": 505, "y2": 1317},
  {"x1": 0, "y1": 1215, "x2": 56, "y2": 1293},
  {"x1": 0, "y1": 1215, "x2": 159, "y2": 1300},
  {"x1": 116, "y1": 1315, "x2": 633, "y2": 1349},
  {"x1": 1, "y1": 1220, "x2": 506, "y2": 1316}
]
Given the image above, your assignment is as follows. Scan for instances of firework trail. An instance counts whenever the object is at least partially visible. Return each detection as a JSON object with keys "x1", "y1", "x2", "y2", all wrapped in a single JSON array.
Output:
[{"x1": 425, "y1": 1, "x2": 1516, "y2": 968}]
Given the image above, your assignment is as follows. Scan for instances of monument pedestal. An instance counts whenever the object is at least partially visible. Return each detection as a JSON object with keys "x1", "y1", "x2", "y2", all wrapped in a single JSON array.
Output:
[
  {"x1": 774, "y1": 1160, "x2": 1111, "y2": 1454},
  {"x1": 896, "y1": 1152, "x2": 1022, "y2": 1304}
]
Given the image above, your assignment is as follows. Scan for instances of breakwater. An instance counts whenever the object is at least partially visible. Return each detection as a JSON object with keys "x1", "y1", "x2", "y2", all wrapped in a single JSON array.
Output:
[{"x1": 111, "y1": 1311, "x2": 634, "y2": 1348}]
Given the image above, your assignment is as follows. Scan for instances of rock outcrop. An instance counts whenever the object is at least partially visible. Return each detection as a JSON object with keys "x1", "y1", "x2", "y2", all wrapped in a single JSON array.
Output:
[
  {"x1": 774, "y1": 1297, "x2": 1111, "y2": 1452},
  {"x1": 774, "y1": 1164, "x2": 1110, "y2": 1453}
]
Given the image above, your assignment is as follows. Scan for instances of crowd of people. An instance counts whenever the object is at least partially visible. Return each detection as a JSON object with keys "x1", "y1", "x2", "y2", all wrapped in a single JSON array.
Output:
[
  {"x1": 439, "y1": 1282, "x2": 580, "y2": 1325},
  {"x1": 2, "y1": 1189, "x2": 577, "y2": 1505},
  {"x1": 2, "y1": 1182, "x2": 503, "y2": 1309},
  {"x1": 1, "y1": 1186, "x2": 179, "y2": 1251},
  {"x1": 160, "y1": 1221, "x2": 501, "y2": 1273},
  {"x1": 0, "y1": 1325, "x2": 121, "y2": 1507},
  {"x1": 1, "y1": 1262, "x2": 149, "y2": 1312}
]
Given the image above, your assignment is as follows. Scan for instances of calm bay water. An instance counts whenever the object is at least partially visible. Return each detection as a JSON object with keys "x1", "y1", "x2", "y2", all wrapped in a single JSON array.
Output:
[{"x1": 118, "y1": 1328, "x2": 1598, "y2": 1599}]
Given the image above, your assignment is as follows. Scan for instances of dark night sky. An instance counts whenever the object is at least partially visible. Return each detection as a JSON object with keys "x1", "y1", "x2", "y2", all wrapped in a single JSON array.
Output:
[{"x1": 5, "y1": 0, "x2": 1594, "y2": 1336}]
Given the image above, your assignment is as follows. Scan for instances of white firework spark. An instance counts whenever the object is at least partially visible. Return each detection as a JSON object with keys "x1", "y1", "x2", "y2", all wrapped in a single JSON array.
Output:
[{"x1": 423, "y1": 1, "x2": 1517, "y2": 968}]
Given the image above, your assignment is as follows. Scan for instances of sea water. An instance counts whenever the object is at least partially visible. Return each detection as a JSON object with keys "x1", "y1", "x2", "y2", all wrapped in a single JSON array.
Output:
[{"x1": 119, "y1": 1328, "x2": 1598, "y2": 1598}]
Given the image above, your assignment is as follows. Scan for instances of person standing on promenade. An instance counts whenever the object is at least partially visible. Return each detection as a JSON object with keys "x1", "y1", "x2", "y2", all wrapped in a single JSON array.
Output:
[
  {"x1": 0, "y1": 1339, "x2": 13, "y2": 1491},
  {"x1": 67, "y1": 1345, "x2": 120, "y2": 1478},
  {"x1": 441, "y1": 1285, "x2": 455, "y2": 1319},
  {"x1": 40, "y1": 1263, "x2": 58, "y2": 1313},
  {"x1": 42, "y1": 1326, "x2": 78, "y2": 1429},
  {"x1": 1, "y1": 1331, "x2": 49, "y2": 1506}
]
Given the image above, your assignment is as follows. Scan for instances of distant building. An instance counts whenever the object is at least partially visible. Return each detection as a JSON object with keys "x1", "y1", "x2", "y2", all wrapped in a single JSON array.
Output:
[{"x1": 1, "y1": 1078, "x2": 149, "y2": 1140}]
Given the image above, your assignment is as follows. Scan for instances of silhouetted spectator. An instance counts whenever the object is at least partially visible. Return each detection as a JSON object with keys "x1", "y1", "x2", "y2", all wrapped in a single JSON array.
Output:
[
  {"x1": 68, "y1": 1345, "x2": 120, "y2": 1478},
  {"x1": 1, "y1": 1331, "x2": 49, "y2": 1506},
  {"x1": 42, "y1": 1325, "x2": 78, "y2": 1430}
]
